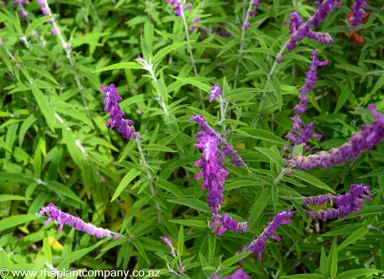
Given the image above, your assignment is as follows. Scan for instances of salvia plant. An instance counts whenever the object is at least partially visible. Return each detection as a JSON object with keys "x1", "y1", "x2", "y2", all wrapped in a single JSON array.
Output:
[{"x1": 0, "y1": 0, "x2": 383, "y2": 278}]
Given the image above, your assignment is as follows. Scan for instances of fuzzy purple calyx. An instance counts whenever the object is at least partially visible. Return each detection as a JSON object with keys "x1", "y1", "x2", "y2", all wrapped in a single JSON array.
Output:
[
  {"x1": 38, "y1": 203, "x2": 121, "y2": 239},
  {"x1": 288, "y1": 105, "x2": 384, "y2": 170},
  {"x1": 101, "y1": 84, "x2": 141, "y2": 141},
  {"x1": 238, "y1": 210, "x2": 293, "y2": 261}
]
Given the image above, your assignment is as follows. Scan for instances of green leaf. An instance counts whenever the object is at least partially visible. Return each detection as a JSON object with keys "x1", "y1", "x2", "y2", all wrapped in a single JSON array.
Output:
[
  {"x1": 122, "y1": 197, "x2": 150, "y2": 228},
  {"x1": 0, "y1": 195, "x2": 28, "y2": 202},
  {"x1": 358, "y1": 166, "x2": 384, "y2": 178},
  {"x1": 254, "y1": 147, "x2": 284, "y2": 167},
  {"x1": 93, "y1": 62, "x2": 141, "y2": 73},
  {"x1": 270, "y1": 79, "x2": 282, "y2": 109},
  {"x1": 169, "y1": 219, "x2": 207, "y2": 229},
  {"x1": 26, "y1": 15, "x2": 56, "y2": 36},
  {"x1": 45, "y1": 182, "x2": 84, "y2": 204},
  {"x1": 221, "y1": 252, "x2": 251, "y2": 268},
  {"x1": 319, "y1": 247, "x2": 328, "y2": 276},
  {"x1": 178, "y1": 225, "x2": 184, "y2": 256},
  {"x1": 31, "y1": 87, "x2": 56, "y2": 132},
  {"x1": 369, "y1": 75, "x2": 384, "y2": 96},
  {"x1": 0, "y1": 214, "x2": 38, "y2": 231},
  {"x1": 248, "y1": 187, "x2": 271, "y2": 230},
  {"x1": 271, "y1": 184, "x2": 278, "y2": 213},
  {"x1": 236, "y1": 128, "x2": 285, "y2": 145},
  {"x1": 337, "y1": 227, "x2": 368, "y2": 251},
  {"x1": 292, "y1": 171, "x2": 335, "y2": 193},
  {"x1": 334, "y1": 85, "x2": 352, "y2": 113},
  {"x1": 43, "y1": 233, "x2": 52, "y2": 264},
  {"x1": 337, "y1": 269, "x2": 382, "y2": 279},
  {"x1": 283, "y1": 275, "x2": 327, "y2": 279},
  {"x1": 171, "y1": 76, "x2": 211, "y2": 92},
  {"x1": 19, "y1": 114, "x2": 37, "y2": 146},
  {"x1": 144, "y1": 144, "x2": 176, "y2": 153},
  {"x1": 328, "y1": 238, "x2": 338, "y2": 278},
  {"x1": 157, "y1": 178, "x2": 184, "y2": 199},
  {"x1": 153, "y1": 41, "x2": 191, "y2": 65},
  {"x1": 168, "y1": 199, "x2": 210, "y2": 213},
  {"x1": 120, "y1": 94, "x2": 149, "y2": 108},
  {"x1": 111, "y1": 168, "x2": 141, "y2": 201},
  {"x1": 322, "y1": 224, "x2": 364, "y2": 237},
  {"x1": 343, "y1": 205, "x2": 384, "y2": 219},
  {"x1": 57, "y1": 239, "x2": 107, "y2": 268}
]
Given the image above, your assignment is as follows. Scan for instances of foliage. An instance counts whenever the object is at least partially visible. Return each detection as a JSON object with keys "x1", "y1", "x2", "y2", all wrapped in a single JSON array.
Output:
[{"x1": 0, "y1": 0, "x2": 384, "y2": 278}]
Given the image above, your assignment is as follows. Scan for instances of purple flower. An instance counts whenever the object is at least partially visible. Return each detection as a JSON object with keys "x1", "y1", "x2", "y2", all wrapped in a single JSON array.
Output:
[
  {"x1": 209, "y1": 83, "x2": 222, "y2": 102},
  {"x1": 101, "y1": 84, "x2": 141, "y2": 140},
  {"x1": 283, "y1": 0, "x2": 340, "y2": 52},
  {"x1": 160, "y1": 236, "x2": 176, "y2": 257},
  {"x1": 19, "y1": 9, "x2": 28, "y2": 19},
  {"x1": 13, "y1": 0, "x2": 29, "y2": 6},
  {"x1": 238, "y1": 210, "x2": 293, "y2": 261},
  {"x1": 194, "y1": 134, "x2": 228, "y2": 217},
  {"x1": 305, "y1": 184, "x2": 371, "y2": 220},
  {"x1": 190, "y1": 115, "x2": 244, "y2": 167},
  {"x1": 214, "y1": 213, "x2": 248, "y2": 235},
  {"x1": 349, "y1": 0, "x2": 369, "y2": 30},
  {"x1": 38, "y1": 203, "x2": 121, "y2": 239},
  {"x1": 285, "y1": 50, "x2": 326, "y2": 151},
  {"x1": 167, "y1": 0, "x2": 183, "y2": 16},
  {"x1": 50, "y1": 27, "x2": 59, "y2": 35},
  {"x1": 212, "y1": 269, "x2": 250, "y2": 279},
  {"x1": 37, "y1": 0, "x2": 46, "y2": 6},
  {"x1": 288, "y1": 105, "x2": 384, "y2": 170},
  {"x1": 190, "y1": 18, "x2": 201, "y2": 31}
]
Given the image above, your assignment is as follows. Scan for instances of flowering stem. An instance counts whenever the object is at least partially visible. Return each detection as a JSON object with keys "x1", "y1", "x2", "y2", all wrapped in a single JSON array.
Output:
[
  {"x1": 180, "y1": 8, "x2": 205, "y2": 109},
  {"x1": 218, "y1": 96, "x2": 227, "y2": 137},
  {"x1": 135, "y1": 138, "x2": 161, "y2": 223},
  {"x1": 233, "y1": 0, "x2": 254, "y2": 89}
]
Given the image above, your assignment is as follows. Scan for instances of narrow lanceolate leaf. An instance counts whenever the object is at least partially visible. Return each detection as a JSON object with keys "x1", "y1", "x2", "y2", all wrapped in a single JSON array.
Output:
[
  {"x1": 337, "y1": 269, "x2": 382, "y2": 279},
  {"x1": 168, "y1": 199, "x2": 210, "y2": 213},
  {"x1": 337, "y1": 227, "x2": 369, "y2": 251},
  {"x1": 0, "y1": 215, "x2": 38, "y2": 231},
  {"x1": 248, "y1": 187, "x2": 271, "y2": 230},
  {"x1": 292, "y1": 171, "x2": 335, "y2": 193},
  {"x1": 93, "y1": 62, "x2": 141, "y2": 73},
  {"x1": 111, "y1": 168, "x2": 141, "y2": 201},
  {"x1": 178, "y1": 225, "x2": 184, "y2": 256},
  {"x1": 31, "y1": 87, "x2": 56, "y2": 132},
  {"x1": 236, "y1": 128, "x2": 285, "y2": 145},
  {"x1": 0, "y1": 195, "x2": 28, "y2": 202},
  {"x1": 254, "y1": 147, "x2": 284, "y2": 167},
  {"x1": 143, "y1": 144, "x2": 176, "y2": 153},
  {"x1": 221, "y1": 252, "x2": 251, "y2": 268},
  {"x1": 153, "y1": 41, "x2": 191, "y2": 65},
  {"x1": 283, "y1": 275, "x2": 327, "y2": 279}
]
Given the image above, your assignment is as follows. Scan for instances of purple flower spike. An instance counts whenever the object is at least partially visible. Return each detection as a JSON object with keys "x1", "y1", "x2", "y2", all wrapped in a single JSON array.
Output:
[
  {"x1": 288, "y1": 105, "x2": 384, "y2": 170},
  {"x1": 194, "y1": 134, "x2": 228, "y2": 217},
  {"x1": 349, "y1": 0, "x2": 369, "y2": 30},
  {"x1": 305, "y1": 184, "x2": 371, "y2": 220},
  {"x1": 214, "y1": 213, "x2": 248, "y2": 235},
  {"x1": 13, "y1": 0, "x2": 29, "y2": 6},
  {"x1": 209, "y1": 83, "x2": 222, "y2": 102},
  {"x1": 38, "y1": 203, "x2": 121, "y2": 239},
  {"x1": 190, "y1": 18, "x2": 201, "y2": 31},
  {"x1": 212, "y1": 269, "x2": 250, "y2": 279},
  {"x1": 160, "y1": 236, "x2": 176, "y2": 257},
  {"x1": 283, "y1": 0, "x2": 340, "y2": 52},
  {"x1": 238, "y1": 210, "x2": 293, "y2": 261},
  {"x1": 285, "y1": 50, "x2": 327, "y2": 151},
  {"x1": 101, "y1": 84, "x2": 141, "y2": 141},
  {"x1": 190, "y1": 115, "x2": 244, "y2": 167},
  {"x1": 166, "y1": 0, "x2": 183, "y2": 16}
]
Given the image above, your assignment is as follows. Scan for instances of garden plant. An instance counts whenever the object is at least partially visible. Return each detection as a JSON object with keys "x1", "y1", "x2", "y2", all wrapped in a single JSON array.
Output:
[{"x1": 0, "y1": 0, "x2": 384, "y2": 278}]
